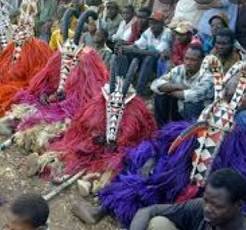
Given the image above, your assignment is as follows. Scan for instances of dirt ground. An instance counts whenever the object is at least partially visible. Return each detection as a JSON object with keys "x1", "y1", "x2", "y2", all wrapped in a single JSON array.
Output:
[{"x1": 0, "y1": 146, "x2": 119, "y2": 230}]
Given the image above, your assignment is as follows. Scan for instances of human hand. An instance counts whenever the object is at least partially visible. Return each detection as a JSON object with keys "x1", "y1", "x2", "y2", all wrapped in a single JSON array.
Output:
[{"x1": 168, "y1": 90, "x2": 184, "y2": 99}]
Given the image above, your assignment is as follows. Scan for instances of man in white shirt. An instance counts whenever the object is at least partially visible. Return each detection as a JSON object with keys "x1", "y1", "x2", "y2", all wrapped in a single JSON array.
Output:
[
  {"x1": 112, "y1": 5, "x2": 137, "y2": 43},
  {"x1": 122, "y1": 11, "x2": 172, "y2": 95}
]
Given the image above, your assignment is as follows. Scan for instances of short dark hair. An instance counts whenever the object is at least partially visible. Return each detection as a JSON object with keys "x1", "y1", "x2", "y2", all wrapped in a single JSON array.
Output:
[
  {"x1": 106, "y1": 1, "x2": 119, "y2": 11},
  {"x1": 11, "y1": 194, "x2": 49, "y2": 228},
  {"x1": 207, "y1": 169, "x2": 246, "y2": 203},
  {"x1": 123, "y1": 4, "x2": 135, "y2": 14},
  {"x1": 209, "y1": 15, "x2": 228, "y2": 27},
  {"x1": 138, "y1": 7, "x2": 151, "y2": 17},
  {"x1": 188, "y1": 43, "x2": 205, "y2": 58},
  {"x1": 215, "y1": 28, "x2": 235, "y2": 43}
]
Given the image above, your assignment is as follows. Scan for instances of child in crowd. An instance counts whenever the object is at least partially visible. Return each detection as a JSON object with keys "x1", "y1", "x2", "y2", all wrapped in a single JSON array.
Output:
[{"x1": 3, "y1": 194, "x2": 49, "y2": 230}]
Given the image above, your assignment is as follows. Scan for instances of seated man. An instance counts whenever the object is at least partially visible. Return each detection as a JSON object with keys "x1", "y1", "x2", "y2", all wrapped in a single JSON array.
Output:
[
  {"x1": 80, "y1": 20, "x2": 97, "y2": 47},
  {"x1": 197, "y1": 0, "x2": 238, "y2": 39},
  {"x1": 3, "y1": 193, "x2": 49, "y2": 230},
  {"x1": 130, "y1": 169, "x2": 246, "y2": 230},
  {"x1": 201, "y1": 13, "x2": 228, "y2": 54},
  {"x1": 128, "y1": 7, "x2": 152, "y2": 44},
  {"x1": 157, "y1": 20, "x2": 194, "y2": 77},
  {"x1": 171, "y1": 21, "x2": 194, "y2": 67},
  {"x1": 112, "y1": 5, "x2": 137, "y2": 44},
  {"x1": 93, "y1": 28, "x2": 112, "y2": 69},
  {"x1": 122, "y1": 10, "x2": 172, "y2": 95},
  {"x1": 99, "y1": 1, "x2": 122, "y2": 41},
  {"x1": 151, "y1": 44, "x2": 213, "y2": 127},
  {"x1": 211, "y1": 28, "x2": 245, "y2": 72}
]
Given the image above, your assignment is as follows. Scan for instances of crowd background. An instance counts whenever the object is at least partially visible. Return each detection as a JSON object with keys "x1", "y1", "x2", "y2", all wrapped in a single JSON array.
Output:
[
  {"x1": 1, "y1": 1, "x2": 246, "y2": 229},
  {"x1": 7, "y1": 0, "x2": 244, "y2": 127}
]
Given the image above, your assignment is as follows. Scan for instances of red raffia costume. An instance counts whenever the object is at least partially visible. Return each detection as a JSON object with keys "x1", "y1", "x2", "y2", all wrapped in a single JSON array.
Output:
[
  {"x1": 0, "y1": 10, "x2": 108, "y2": 157},
  {"x1": 0, "y1": 0, "x2": 52, "y2": 115},
  {"x1": 37, "y1": 56, "x2": 156, "y2": 189}
]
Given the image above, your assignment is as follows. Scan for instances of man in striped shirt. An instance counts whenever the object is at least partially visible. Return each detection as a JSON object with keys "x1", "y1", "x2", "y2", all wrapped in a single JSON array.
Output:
[{"x1": 151, "y1": 43, "x2": 214, "y2": 126}]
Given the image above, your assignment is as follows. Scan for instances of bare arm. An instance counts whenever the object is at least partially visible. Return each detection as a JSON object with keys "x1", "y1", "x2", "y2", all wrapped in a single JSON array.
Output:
[
  {"x1": 122, "y1": 45, "x2": 160, "y2": 57},
  {"x1": 159, "y1": 84, "x2": 187, "y2": 93}
]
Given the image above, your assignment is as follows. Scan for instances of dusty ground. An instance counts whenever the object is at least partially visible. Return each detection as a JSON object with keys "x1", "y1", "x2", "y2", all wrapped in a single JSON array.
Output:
[
  {"x1": 0, "y1": 97, "x2": 154, "y2": 229},
  {"x1": 0, "y1": 146, "x2": 119, "y2": 230}
]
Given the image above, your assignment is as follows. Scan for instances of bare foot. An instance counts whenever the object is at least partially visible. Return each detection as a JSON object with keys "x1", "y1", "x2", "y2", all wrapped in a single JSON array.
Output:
[
  {"x1": 77, "y1": 179, "x2": 92, "y2": 197},
  {"x1": 71, "y1": 200, "x2": 103, "y2": 224}
]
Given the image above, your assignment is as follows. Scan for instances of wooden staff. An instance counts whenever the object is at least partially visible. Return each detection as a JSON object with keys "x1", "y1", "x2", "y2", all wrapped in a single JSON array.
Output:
[{"x1": 43, "y1": 170, "x2": 85, "y2": 201}]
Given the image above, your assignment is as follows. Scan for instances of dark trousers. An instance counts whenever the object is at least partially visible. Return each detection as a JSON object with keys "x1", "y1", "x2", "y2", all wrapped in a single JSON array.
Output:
[
  {"x1": 136, "y1": 56, "x2": 157, "y2": 95},
  {"x1": 154, "y1": 94, "x2": 182, "y2": 127},
  {"x1": 154, "y1": 95, "x2": 205, "y2": 127},
  {"x1": 123, "y1": 53, "x2": 157, "y2": 96}
]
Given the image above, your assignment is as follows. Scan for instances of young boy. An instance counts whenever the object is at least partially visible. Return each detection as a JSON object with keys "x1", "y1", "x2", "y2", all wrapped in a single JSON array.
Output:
[
  {"x1": 93, "y1": 28, "x2": 112, "y2": 69},
  {"x1": 3, "y1": 193, "x2": 49, "y2": 230}
]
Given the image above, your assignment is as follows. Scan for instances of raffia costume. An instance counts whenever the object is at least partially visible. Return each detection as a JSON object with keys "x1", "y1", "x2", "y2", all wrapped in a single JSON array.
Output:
[
  {"x1": 0, "y1": 0, "x2": 53, "y2": 115},
  {"x1": 0, "y1": 10, "x2": 108, "y2": 157},
  {"x1": 30, "y1": 56, "x2": 156, "y2": 190},
  {"x1": 98, "y1": 55, "x2": 246, "y2": 227}
]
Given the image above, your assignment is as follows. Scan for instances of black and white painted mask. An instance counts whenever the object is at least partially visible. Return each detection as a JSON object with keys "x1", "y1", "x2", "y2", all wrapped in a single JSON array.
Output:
[{"x1": 102, "y1": 58, "x2": 138, "y2": 144}]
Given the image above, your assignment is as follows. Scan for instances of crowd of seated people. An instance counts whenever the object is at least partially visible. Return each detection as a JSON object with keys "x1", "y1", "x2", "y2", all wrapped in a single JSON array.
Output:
[{"x1": 2, "y1": 0, "x2": 246, "y2": 229}]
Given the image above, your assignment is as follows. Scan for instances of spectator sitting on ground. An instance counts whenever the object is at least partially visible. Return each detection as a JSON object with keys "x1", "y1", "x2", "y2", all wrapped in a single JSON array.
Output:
[
  {"x1": 122, "y1": 10, "x2": 172, "y2": 95},
  {"x1": 196, "y1": 0, "x2": 238, "y2": 40},
  {"x1": 201, "y1": 13, "x2": 228, "y2": 54},
  {"x1": 130, "y1": 168, "x2": 246, "y2": 230},
  {"x1": 49, "y1": 0, "x2": 86, "y2": 51},
  {"x1": 99, "y1": 1, "x2": 122, "y2": 41},
  {"x1": 93, "y1": 28, "x2": 112, "y2": 69},
  {"x1": 3, "y1": 193, "x2": 49, "y2": 230},
  {"x1": 211, "y1": 28, "x2": 244, "y2": 72},
  {"x1": 171, "y1": 21, "x2": 194, "y2": 66},
  {"x1": 151, "y1": 44, "x2": 213, "y2": 126},
  {"x1": 200, "y1": 13, "x2": 246, "y2": 55},
  {"x1": 157, "y1": 20, "x2": 194, "y2": 78},
  {"x1": 128, "y1": 7, "x2": 152, "y2": 44},
  {"x1": 80, "y1": 20, "x2": 97, "y2": 47},
  {"x1": 112, "y1": 5, "x2": 137, "y2": 44}
]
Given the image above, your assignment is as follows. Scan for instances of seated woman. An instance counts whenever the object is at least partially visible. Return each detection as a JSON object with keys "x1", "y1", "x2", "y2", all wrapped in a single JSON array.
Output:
[
  {"x1": 70, "y1": 56, "x2": 246, "y2": 228},
  {"x1": 0, "y1": 0, "x2": 53, "y2": 116}
]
